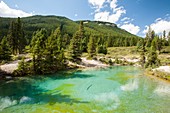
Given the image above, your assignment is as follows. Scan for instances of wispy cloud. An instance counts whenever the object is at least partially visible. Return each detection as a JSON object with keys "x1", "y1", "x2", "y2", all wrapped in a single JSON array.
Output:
[
  {"x1": 88, "y1": 0, "x2": 140, "y2": 35},
  {"x1": 88, "y1": 0, "x2": 126, "y2": 24},
  {"x1": 88, "y1": 0, "x2": 106, "y2": 12},
  {"x1": 120, "y1": 23, "x2": 140, "y2": 35},
  {"x1": 143, "y1": 16, "x2": 170, "y2": 35},
  {"x1": 0, "y1": 1, "x2": 33, "y2": 17}
]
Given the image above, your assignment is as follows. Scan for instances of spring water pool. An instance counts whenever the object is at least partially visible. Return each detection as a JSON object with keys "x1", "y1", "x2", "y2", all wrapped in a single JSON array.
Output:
[{"x1": 0, "y1": 66, "x2": 170, "y2": 113}]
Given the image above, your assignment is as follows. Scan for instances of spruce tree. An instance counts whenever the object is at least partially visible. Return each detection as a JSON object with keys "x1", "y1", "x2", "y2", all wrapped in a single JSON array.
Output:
[
  {"x1": 140, "y1": 39, "x2": 146, "y2": 68},
  {"x1": 29, "y1": 29, "x2": 47, "y2": 74},
  {"x1": 8, "y1": 21, "x2": 17, "y2": 55},
  {"x1": 68, "y1": 31, "x2": 82, "y2": 62},
  {"x1": 15, "y1": 57, "x2": 27, "y2": 76},
  {"x1": 145, "y1": 40, "x2": 160, "y2": 68},
  {"x1": 87, "y1": 35, "x2": 97, "y2": 58},
  {"x1": 168, "y1": 31, "x2": 170, "y2": 46},
  {"x1": 7, "y1": 17, "x2": 26, "y2": 54},
  {"x1": 0, "y1": 36, "x2": 11, "y2": 61},
  {"x1": 45, "y1": 28, "x2": 66, "y2": 70},
  {"x1": 79, "y1": 21, "x2": 85, "y2": 52},
  {"x1": 53, "y1": 27, "x2": 62, "y2": 50}
]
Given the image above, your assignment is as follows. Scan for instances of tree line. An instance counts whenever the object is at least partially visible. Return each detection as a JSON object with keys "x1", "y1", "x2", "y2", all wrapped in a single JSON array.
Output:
[
  {"x1": 138, "y1": 26, "x2": 170, "y2": 68},
  {"x1": 0, "y1": 18, "x2": 170, "y2": 75}
]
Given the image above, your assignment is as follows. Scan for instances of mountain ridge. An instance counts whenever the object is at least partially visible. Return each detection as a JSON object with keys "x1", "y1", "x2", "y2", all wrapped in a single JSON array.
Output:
[{"x1": 0, "y1": 15, "x2": 140, "y2": 40}]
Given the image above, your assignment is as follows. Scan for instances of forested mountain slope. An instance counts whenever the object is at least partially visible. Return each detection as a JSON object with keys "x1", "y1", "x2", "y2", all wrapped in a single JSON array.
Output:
[{"x1": 0, "y1": 15, "x2": 139, "y2": 40}]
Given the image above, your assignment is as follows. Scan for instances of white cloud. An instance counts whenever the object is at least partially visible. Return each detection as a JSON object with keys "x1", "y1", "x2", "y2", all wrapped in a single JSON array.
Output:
[
  {"x1": 89, "y1": 0, "x2": 140, "y2": 35},
  {"x1": 0, "y1": 1, "x2": 32, "y2": 17},
  {"x1": 143, "y1": 19, "x2": 170, "y2": 35},
  {"x1": 120, "y1": 23, "x2": 140, "y2": 35},
  {"x1": 89, "y1": 0, "x2": 126, "y2": 23},
  {"x1": 155, "y1": 18, "x2": 161, "y2": 22},
  {"x1": 121, "y1": 17, "x2": 130, "y2": 21},
  {"x1": 94, "y1": 7, "x2": 126, "y2": 23},
  {"x1": 88, "y1": 0, "x2": 106, "y2": 11},
  {"x1": 110, "y1": 0, "x2": 117, "y2": 10},
  {"x1": 94, "y1": 11, "x2": 109, "y2": 22}
]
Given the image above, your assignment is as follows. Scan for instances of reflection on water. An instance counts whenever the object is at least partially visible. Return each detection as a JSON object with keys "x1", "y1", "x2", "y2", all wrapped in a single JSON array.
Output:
[
  {"x1": 0, "y1": 66, "x2": 170, "y2": 113},
  {"x1": 121, "y1": 79, "x2": 138, "y2": 91}
]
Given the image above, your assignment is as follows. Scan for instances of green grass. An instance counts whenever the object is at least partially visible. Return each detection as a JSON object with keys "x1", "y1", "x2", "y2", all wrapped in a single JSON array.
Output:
[{"x1": 107, "y1": 46, "x2": 139, "y2": 58}]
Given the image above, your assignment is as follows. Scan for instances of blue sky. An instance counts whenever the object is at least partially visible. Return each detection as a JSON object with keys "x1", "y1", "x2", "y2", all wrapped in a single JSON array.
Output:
[{"x1": 0, "y1": 0, "x2": 170, "y2": 37}]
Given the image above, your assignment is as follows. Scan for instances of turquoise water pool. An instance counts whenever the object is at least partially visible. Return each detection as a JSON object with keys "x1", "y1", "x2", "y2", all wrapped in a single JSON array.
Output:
[{"x1": 0, "y1": 66, "x2": 170, "y2": 113}]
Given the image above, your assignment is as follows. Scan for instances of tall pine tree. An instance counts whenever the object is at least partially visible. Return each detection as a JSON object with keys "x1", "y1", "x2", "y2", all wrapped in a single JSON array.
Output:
[
  {"x1": 7, "y1": 17, "x2": 26, "y2": 55},
  {"x1": 145, "y1": 39, "x2": 160, "y2": 68},
  {"x1": 29, "y1": 28, "x2": 47, "y2": 74},
  {"x1": 68, "y1": 31, "x2": 82, "y2": 62},
  {"x1": 68, "y1": 22, "x2": 84, "y2": 62},
  {"x1": 87, "y1": 35, "x2": 97, "y2": 58},
  {"x1": 0, "y1": 36, "x2": 11, "y2": 61}
]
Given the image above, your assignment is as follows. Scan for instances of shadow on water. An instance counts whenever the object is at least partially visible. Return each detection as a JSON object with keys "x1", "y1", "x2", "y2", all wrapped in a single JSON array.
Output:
[
  {"x1": 35, "y1": 69, "x2": 96, "y2": 80},
  {"x1": 0, "y1": 77, "x2": 88, "y2": 108}
]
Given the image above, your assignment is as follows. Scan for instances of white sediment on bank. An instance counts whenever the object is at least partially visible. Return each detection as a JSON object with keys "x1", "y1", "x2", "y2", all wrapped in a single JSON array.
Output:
[
  {"x1": 153, "y1": 66, "x2": 170, "y2": 74},
  {"x1": 81, "y1": 58, "x2": 108, "y2": 67},
  {"x1": 0, "y1": 59, "x2": 31, "y2": 74},
  {"x1": 0, "y1": 61, "x2": 19, "y2": 73}
]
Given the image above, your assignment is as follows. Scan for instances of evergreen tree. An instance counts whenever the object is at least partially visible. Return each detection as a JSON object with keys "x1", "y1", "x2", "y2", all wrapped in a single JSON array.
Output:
[
  {"x1": 53, "y1": 27, "x2": 62, "y2": 50},
  {"x1": 44, "y1": 28, "x2": 66, "y2": 70},
  {"x1": 14, "y1": 57, "x2": 28, "y2": 76},
  {"x1": 168, "y1": 31, "x2": 170, "y2": 46},
  {"x1": 163, "y1": 30, "x2": 166, "y2": 39},
  {"x1": 29, "y1": 29, "x2": 47, "y2": 74},
  {"x1": 145, "y1": 26, "x2": 154, "y2": 47},
  {"x1": 162, "y1": 30, "x2": 168, "y2": 46},
  {"x1": 7, "y1": 17, "x2": 26, "y2": 55},
  {"x1": 0, "y1": 36, "x2": 11, "y2": 61},
  {"x1": 8, "y1": 21, "x2": 17, "y2": 54},
  {"x1": 79, "y1": 21, "x2": 85, "y2": 52},
  {"x1": 62, "y1": 34, "x2": 70, "y2": 49},
  {"x1": 145, "y1": 40, "x2": 160, "y2": 68},
  {"x1": 17, "y1": 17, "x2": 26, "y2": 53},
  {"x1": 140, "y1": 39, "x2": 146, "y2": 68},
  {"x1": 87, "y1": 35, "x2": 97, "y2": 58},
  {"x1": 45, "y1": 31, "x2": 58, "y2": 64},
  {"x1": 68, "y1": 31, "x2": 82, "y2": 62},
  {"x1": 155, "y1": 36, "x2": 162, "y2": 52}
]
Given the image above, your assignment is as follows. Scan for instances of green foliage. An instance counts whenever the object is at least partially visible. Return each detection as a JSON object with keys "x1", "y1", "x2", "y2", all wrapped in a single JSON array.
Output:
[
  {"x1": 87, "y1": 35, "x2": 97, "y2": 58},
  {"x1": 145, "y1": 40, "x2": 160, "y2": 68},
  {"x1": 139, "y1": 39, "x2": 146, "y2": 68},
  {"x1": 68, "y1": 31, "x2": 82, "y2": 62},
  {"x1": 97, "y1": 44, "x2": 107, "y2": 55},
  {"x1": 114, "y1": 57, "x2": 121, "y2": 64},
  {"x1": 7, "y1": 17, "x2": 26, "y2": 54},
  {"x1": 24, "y1": 27, "x2": 67, "y2": 75},
  {"x1": 68, "y1": 22, "x2": 85, "y2": 62},
  {"x1": 29, "y1": 28, "x2": 48, "y2": 74},
  {"x1": 44, "y1": 27, "x2": 66, "y2": 71},
  {"x1": 0, "y1": 36, "x2": 11, "y2": 62},
  {"x1": 14, "y1": 57, "x2": 28, "y2": 76},
  {"x1": 0, "y1": 16, "x2": 140, "y2": 44}
]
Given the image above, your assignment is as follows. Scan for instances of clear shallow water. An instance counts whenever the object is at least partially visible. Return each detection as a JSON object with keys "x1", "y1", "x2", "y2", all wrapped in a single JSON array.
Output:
[{"x1": 0, "y1": 66, "x2": 170, "y2": 113}]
